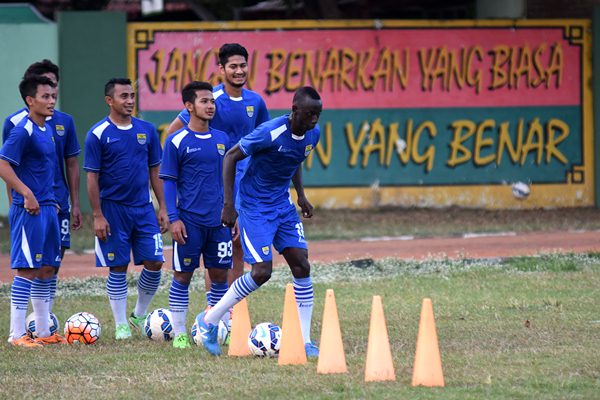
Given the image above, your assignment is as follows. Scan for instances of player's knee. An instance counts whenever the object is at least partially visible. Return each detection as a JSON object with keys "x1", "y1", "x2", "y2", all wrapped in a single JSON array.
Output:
[
  {"x1": 251, "y1": 267, "x2": 272, "y2": 285},
  {"x1": 289, "y1": 260, "x2": 311, "y2": 278},
  {"x1": 143, "y1": 261, "x2": 163, "y2": 271}
]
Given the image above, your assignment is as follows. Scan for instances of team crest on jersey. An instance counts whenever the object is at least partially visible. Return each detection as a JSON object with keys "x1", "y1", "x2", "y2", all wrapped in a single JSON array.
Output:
[
  {"x1": 183, "y1": 258, "x2": 192, "y2": 266},
  {"x1": 137, "y1": 133, "x2": 147, "y2": 145},
  {"x1": 107, "y1": 252, "x2": 115, "y2": 261},
  {"x1": 246, "y1": 106, "x2": 254, "y2": 117},
  {"x1": 55, "y1": 124, "x2": 65, "y2": 136},
  {"x1": 304, "y1": 144, "x2": 313, "y2": 157},
  {"x1": 35, "y1": 254, "x2": 42, "y2": 262},
  {"x1": 217, "y1": 143, "x2": 226, "y2": 155},
  {"x1": 261, "y1": 246, "x2": 269, "y2": 255}
]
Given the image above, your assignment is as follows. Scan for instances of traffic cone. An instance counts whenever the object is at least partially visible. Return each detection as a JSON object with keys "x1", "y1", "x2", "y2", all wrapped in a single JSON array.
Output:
[
  {"x1": 364, "y1": 295, "x2": 396, "y2": 382},
  {"x1": 278, "y1": 283, "x2": 307, "y2": 365},
  {"x1": 228, "y1": 298, "x2": 252, "y2": 357},
  {"x1": 317, "y1": 289, "x2": 347, "y2": 374},
  {"x1": 411, "y1": 298, "x2": 444, "y2": 387}
]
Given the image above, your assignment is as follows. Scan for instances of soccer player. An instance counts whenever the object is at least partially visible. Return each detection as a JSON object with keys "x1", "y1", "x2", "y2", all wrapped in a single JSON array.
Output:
[
  {"x1": 160, "y1": 81, "x2": 232, "y2": 349},
  {"x1": 197, "y1": 86, "x2": 322, "y2": 357},
  {"x1": 84, "y1": 78, "x2": 168, "y2": 340},
  {"x1": 0, "y1": 75, "x2": 66, "y2": 346},
  {"x1": 3, "y1": 60, "x2": 82, "y2": 339},
  {"x1": 166, "y1": 43, "x2": 269, "y2": 304}
]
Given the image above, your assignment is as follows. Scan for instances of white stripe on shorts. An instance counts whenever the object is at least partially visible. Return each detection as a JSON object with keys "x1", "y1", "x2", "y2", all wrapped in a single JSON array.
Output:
[
  {"x1": 95, "y1": 237, "x2": 107, "y2": 267},
  {"x1": 21, "y1": 227, "x2": 33, "y2": 268},
  {"x1": 243, "y1": 228, "x2": 263, "y2": 263},
  {"x1": 173, "y1": 242, "x2": 181, "y2": 272}
]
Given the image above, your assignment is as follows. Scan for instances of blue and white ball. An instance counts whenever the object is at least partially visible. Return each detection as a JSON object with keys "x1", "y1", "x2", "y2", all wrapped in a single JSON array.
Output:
[
  {"x1": 512, "y1": 182, "x2": 531, "y2": 199},
  {"x1": 26, "y1": 312, "x2": 59, "y2": 338},
  {"x1": 191, "y1": 315, "x2": 229, "y2": 346},
  {"x1": 248, "y1": 322, "x2": 281, "y2": 357},
  {"x1": 144, "y1": 308, "x2": 174, "y2": 341}
]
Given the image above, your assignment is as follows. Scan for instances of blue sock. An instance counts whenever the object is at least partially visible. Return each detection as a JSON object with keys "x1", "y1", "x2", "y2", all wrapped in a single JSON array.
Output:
[
  {"x1": 205, "y1": 273, "x2": 259, "y2": 325},
  {"x1": 135, "y1": 268, "x2": 162, "y2": 317},
  {"x1": 208, "y1": 281, "x2": 228, "y2": 307},
  {"x1": 169, "y1": 278, "x2": 189, "y2": 336},
  {"x1": 293, "y1": 276, "x2": 314, "y2": 344},
  {"x1": 10, "y1": 276, "x2": 32, "y2": 339}
]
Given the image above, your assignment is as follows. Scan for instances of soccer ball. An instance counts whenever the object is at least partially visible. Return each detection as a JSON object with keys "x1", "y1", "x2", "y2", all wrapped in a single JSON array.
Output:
[
  {"x1": 26, "y1": 312, "x2": 59, "y2": 338},
  {"x1": 248, "y1": 322, "x2": 282, "y2": 357},
  {"x1": 144, "y1": 308, "x2": 174, "y2": 341},
  {"x1": 64, "y1": 312, "x2": 101, "y2": 344},
  {"x1": 512, "y1": 181, "x2": 531, "y2": 199},
  {"x1": 191, "y1": 315, "x2": 229, "y2": 346}
]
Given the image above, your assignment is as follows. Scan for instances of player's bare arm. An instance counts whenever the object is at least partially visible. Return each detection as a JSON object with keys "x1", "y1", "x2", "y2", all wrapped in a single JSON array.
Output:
[
  {"x1": 0, "y1": 159, "x2": 39, "y2": 215},
  {"x1": 149, "y1": 165, "x2": 169, "y2": 233},
  {"x1": 86, "y1": 171, "x2": 110, "y2": 241},
  {"x1": 292, "y1": 166, "x2": 313, "y2": 218},
  {"x1": 66, "y1": 156, "x2": 82, "y2": 230},
  {"x1": 221, "y1": 144, "x2": 246, "y2": 227},
  {"x1": 166, "y1": 116, "x2": 185, "y2": 135}
]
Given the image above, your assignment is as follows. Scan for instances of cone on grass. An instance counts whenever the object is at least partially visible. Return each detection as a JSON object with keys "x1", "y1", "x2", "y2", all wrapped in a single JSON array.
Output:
[
  {"x1": 364, "y1": 295, "x2": 396, "y2": 382},
  {"x1": 411, "y1": 298, "x2": 444, "y2": 387},
  {"x1": 317, "y1": 289, "x2": 347, "y2": 374},
  {"x1": 278, "y1": 283, "x2": 307, "y2": 365},
  {"x1": 228, "y1": 298, "x2": 252, "y2": 357}
]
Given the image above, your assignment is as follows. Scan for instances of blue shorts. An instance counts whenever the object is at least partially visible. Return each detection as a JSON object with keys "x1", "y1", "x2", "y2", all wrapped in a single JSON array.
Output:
[
  {"x1": 58, "y1": 210, "x2": 71, "y2": 249},
  {"x1": 95, "y1": 200, "x2": 164, "y2": 267},
  {"x1": 9, "y1": 204, "x2": 61, "y2": 269},
  {"x1": 238, "y1": 204, "x2": 307, "y2": 264},
  {"x1": 172, "y1": 212, "x2": 232, "y2": 272}
]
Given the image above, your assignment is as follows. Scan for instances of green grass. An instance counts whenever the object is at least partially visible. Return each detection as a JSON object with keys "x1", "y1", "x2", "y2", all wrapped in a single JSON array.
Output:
[{"x1": 1, "y1": 254, "x2": 600, "y2": 399}]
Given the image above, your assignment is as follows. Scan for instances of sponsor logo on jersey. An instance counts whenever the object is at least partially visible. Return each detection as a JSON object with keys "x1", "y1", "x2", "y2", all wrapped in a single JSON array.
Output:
[
  {"x1": 277, "y1": 145, "x2": 291, "y2": 153},
  {"x1": 217, "y1": 143, "x2": 225, "y2": 155},
  {"x1": 55, "y1": 124, "x2": 65, "y2": 136},
  {"x1": 137, "y1": 133, "x2": 147, "y2": 145},
  {"x1": 186, "y1": 146, "x2": 201, "y2": 153},
  {"x1": 246, "y1": 105, "x2": 254, "y2": 117},
  {"x1": 304, "y1": 144, "x2": 313, "y2": 157},
  {"x1": 107, "y1": 252, "x2": 115, "y2": 261},
  {"x1": 261, "y1": 246, "x2": 269, "y2": 255},
  {"x1": 35, "y1": 253, "x2": 42, "y2": 262},
  {"x1": 184, "y1": 258, "x2": 192, "y2": 266}
]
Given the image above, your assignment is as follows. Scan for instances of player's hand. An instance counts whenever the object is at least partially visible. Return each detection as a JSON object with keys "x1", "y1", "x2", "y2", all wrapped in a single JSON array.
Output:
[
  {"x1": 23, "y1": 192, "x2": 40, "y2": 216},
  {"x1": 169, "y1": 220, "x2": 187, "y2": 245},
  {"x1": 297, "y1": 195, "x2": 314, "y2": 218},
  {"x1": 71, "y1": 206, "x2": 83, "y2": 231},
  {"x1": 94, "y1": 214, "x2": 111, "y2": 241},
  {"x1": 232, "y1": 219, "x2": 240, "y2": 241},
  {"x1": 158, "y1": 207, "x2": 169, "y2": 234},
  {"x1": 221, "y1": 203, "x2": 238, "y2": 228}
]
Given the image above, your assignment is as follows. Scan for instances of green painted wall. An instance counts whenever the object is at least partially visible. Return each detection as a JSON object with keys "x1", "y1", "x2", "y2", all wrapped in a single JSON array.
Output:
[
  {"x1": 58, "y1": 11, "x2": 127, "y2": 213},
  {"x1": 0, "y1": 21, "x2": 58, "y2": 216}
]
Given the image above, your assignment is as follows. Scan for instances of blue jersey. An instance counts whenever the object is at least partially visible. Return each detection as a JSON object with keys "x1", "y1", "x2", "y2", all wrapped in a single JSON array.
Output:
[
  {"x1": 177, "y1": 84, "x2": 270, "y2": 147},
  {"x1": 3, "y1": 108, "x2": 80, "y2": 212},
  {"x1": 0, "y1": 117, "x2": 57, "y2": 206},
  {"x1": 84, "y1": 117, "x2": 162, "y2": 207},
  {"x1": 238, "y1": 115, "x2": 320, "y2": 211},
  {"x1": 160, "y1": 127, "x2": 229, "y2": 227}
]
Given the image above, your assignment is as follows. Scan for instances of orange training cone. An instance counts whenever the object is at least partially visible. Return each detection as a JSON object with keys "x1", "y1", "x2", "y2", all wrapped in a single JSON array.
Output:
[
  {"x1": 228, "y1": 298, "x2": 252, "y2": 357},
  {"x1": 317, "y1": 289, "x2": 347, "y2": 374},
  {"x1": 364, "y1": 295, "x2": 396, "y2": 382},
  {"x1": 411, "y1": 298, "x2": 444, "y2": 387},
  {"x1": 278, "y1": 283, "x2": 307, "y2": 365}
]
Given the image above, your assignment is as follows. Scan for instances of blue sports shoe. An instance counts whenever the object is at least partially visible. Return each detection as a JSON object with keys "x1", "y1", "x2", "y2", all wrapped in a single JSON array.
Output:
[
  {"x1": 197, "y1": 311, "x2": 221, "y2": 356},
  {"x1": 305, "y1": 342, "x2": 319, "y2": 358}
]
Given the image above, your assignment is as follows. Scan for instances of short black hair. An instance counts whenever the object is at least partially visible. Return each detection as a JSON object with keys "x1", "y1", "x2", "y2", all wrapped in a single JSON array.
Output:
[
  {"x1": 293, "y1": 86, "x2": 321, "y2": 104},
  {"x1": 105, "y1": 78, "x2": 132, "y2": 97},
  {"x1": 19, "y1": 75, "x2": 56, "y2": 105},
  {"x1": 218, "y1": 43, "x2": 248, "y2": 66},
  {"x1": 24, "y1": 59, "x2": 60, "y2": 82},
  {"x1": 182, "y1": 81, "x2": 213, "y2": 104}
]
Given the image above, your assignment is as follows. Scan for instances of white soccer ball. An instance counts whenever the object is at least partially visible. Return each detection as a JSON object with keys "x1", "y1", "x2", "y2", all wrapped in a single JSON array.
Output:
[
  {"x1": 512, "y1": 181, "x2": 531, "y2": 199},
  {"x1": 64, "y1": 312, "x2": 101, "y2": 345},
  {"x1": 191, "y1": 316, "x2": 229, "y2": 346},
  {"x1": 248, "y1": 322, "x2": 282, "y2": 357},
  {"x1": 26, "y1": 312, "x2": 59, "y2": 338},
  {"x1": 144, "y1": 308, "x2": 174, "y2": 341}
]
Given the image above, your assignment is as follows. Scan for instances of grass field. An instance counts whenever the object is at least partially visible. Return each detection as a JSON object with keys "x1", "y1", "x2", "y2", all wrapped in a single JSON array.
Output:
[{"x1": 0, "y1": 253, "x2": 599, "y2": 399}]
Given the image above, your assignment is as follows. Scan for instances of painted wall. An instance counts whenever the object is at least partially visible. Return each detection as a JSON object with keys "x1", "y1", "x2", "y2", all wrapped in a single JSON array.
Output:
[
  {"x1": 0, "y1": 22, "x2": 58, "y2": 216},
  {"x1": 128, "y1": 20, "x2": 593, "y2": 209}
]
